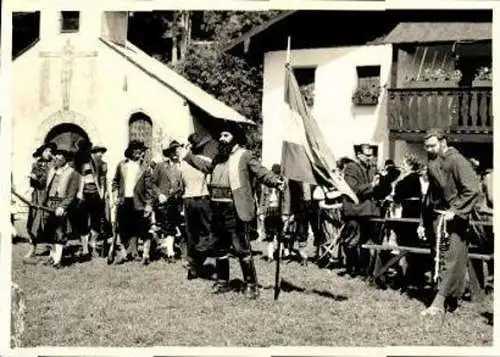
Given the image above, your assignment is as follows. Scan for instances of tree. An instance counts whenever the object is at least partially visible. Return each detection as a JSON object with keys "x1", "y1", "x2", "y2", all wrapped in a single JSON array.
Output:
[{"x1": 129, "y1": 10, "x2": 284, "y2": 156}]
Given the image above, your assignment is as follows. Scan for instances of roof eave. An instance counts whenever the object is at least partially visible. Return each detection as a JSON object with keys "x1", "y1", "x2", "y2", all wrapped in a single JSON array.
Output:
[{"x1": 223, "y1": 10, "x2": 297, "y2": 54}]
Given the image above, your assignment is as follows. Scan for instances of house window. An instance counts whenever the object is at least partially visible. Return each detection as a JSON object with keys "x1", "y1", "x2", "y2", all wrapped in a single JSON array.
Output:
[
  {"x1": 356, "y1": 65, "x2": 381, "y2": 88},
  {"x1": 352, "y1": 65, "x2": 381, "y2": 106},
  {"x1": 60, "y1": 11, "x2": 80, "y2": 33},
  {"x1": 293, "y1": 67, "x2": 316, "y2": 108}
]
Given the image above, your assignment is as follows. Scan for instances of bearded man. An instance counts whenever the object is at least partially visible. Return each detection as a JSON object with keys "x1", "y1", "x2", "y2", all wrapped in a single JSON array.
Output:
[
  {"x1": 180, "y1": 123, "x2": 285, "y2": 299},
  {"x1": 420, "y1": 128, "x2": 481, "y2": 316}
]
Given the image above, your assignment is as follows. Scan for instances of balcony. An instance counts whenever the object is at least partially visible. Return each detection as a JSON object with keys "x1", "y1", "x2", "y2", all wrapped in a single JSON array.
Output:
[{"x1": 388, "y1": 87, "x2": 493, "y2": 142}]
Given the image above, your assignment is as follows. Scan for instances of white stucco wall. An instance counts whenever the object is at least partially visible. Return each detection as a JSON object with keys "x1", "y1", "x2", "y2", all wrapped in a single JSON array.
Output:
[
  {"x1": 12, "y1": 12, "x2": 195, "y2": 196},
  {"x1": 261, "y1": 44, "x2": 393, "y2": 170}
]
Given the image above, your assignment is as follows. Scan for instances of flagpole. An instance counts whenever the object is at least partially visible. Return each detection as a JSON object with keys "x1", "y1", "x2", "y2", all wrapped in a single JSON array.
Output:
[
  {"x1": 286, "y1": 36, "x2": 291, "y2": 65},
  {"x1": 275, "y1": 36, "x2": 291, "y2": 301}
]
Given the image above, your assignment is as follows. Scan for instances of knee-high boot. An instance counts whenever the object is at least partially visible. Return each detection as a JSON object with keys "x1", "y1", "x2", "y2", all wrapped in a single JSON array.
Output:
[
  {"x1": 240, "y1": 256, "x2": 259, "y2": 299},
  {"x1": 212, "y1": 257, "x2": 231, "y2": 294}
]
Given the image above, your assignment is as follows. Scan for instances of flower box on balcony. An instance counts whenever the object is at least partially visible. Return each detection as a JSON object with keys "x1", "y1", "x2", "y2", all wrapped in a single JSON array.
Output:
[{"x1": 472, "y1": 79, "x2": 492, "y2": 87}]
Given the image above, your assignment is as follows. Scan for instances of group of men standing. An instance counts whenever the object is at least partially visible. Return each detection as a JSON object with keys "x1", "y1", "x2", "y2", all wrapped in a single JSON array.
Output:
[
  {"x1": 23, "y1": 121, "x2": 284, "y2": 300},
  {"x1": 21, "y1": 123, "x2": 489, "y2": 308}
]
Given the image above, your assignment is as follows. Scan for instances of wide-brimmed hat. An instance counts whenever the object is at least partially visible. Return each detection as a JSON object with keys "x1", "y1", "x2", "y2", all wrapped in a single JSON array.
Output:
[
  {"x1": 32, "y1": 142, "x2": 57, "y2": 158},
  {"x1": 124, "y1": 140, "x2": 147, "y2": 158},
  {"x1": 162, "y1": 140, "x2": 183, "y2": 157},
  {"x1": 187, "y1": 133, "x2": 212, "y2": 151},
  {"x1": 353, "y1": 143, "x2": 378, "y2": 156},
  {"x1": 91, "y1": 145, "x2": 107, "y2": 154},
  {"x1": 219, "y1": 121, "x2": 247, "y2": 145}
]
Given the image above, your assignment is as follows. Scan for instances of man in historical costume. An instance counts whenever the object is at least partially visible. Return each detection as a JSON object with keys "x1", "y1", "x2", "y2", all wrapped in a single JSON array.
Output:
[
  {"x1": 420, "y1": 128, "x2": 481, "y2": 316},
  {"x1": 340, "y1": 143, "x2": 391, "y2": 277},
  {"x1": 74, "y1": 141, "x2": 110, "y2": 260},
  {"x1": 179, "y1": 133, "x2": 215, "y2": 279},
  {"x1": 151, "y1": 140, "x2": 185, "y2": 264},
  {"x1": 259, "y1": 164, "x2": 284, "y2": 261},
  {"x1": 24, "y1": 142, "x2": 57, "y2": 262},
  {"x1": 292, "y1": 182, "x2": 325, "y2": 264},
  {"x1": 40, "y1": 147, "x2": 81, "y2": 268},
  {"x1": 112, "y1": 140, "x2": 154, "y2": 264},
  {"x1": 181, "y1": 122, "x2": 285, "y2": 299}
]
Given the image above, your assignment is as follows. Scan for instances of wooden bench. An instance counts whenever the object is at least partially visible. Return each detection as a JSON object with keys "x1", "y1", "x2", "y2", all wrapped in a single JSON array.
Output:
[
  {"x1": 361, "y1": 243, "x2": 493, "y2": 299},
  {"x1": 361, "y1": 216, "x2": 493, "y2": 298}
]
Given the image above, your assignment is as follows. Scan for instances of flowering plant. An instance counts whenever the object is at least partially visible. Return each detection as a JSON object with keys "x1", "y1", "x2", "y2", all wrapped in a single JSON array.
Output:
[
  {"x1": 474, "y1": 66, "x2": 492, "y2": 81},
  {"x1": 406, "y1": 68, "x2": 462, "y2": 82},
  {"x1": 352, "y1": 83, "x2": 382, "y2": 105}
]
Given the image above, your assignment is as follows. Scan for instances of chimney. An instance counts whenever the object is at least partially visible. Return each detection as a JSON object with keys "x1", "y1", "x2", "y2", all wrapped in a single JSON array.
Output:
[{"x1": 101, "y1": 11, "x2": 129, "y2": 46}]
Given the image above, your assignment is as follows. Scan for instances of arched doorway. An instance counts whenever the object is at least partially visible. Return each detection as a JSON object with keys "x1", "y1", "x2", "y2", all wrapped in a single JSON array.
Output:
[
  {"x1": 45, "y1": 123, "x2": 89, "y2": 151},
  {"x1": 129, "y1": 112, "x2": 153, "y2": 162}
]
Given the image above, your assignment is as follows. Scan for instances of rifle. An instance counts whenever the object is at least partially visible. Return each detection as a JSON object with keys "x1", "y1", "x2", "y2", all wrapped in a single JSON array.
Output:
[
  {"x1": 106, "y1": 201, "x2": 119, "y2": 265},
  {"x1": 274, "y1": 188, "x2": 285, "y2": 300},
  {"x1": 11, "y1": 189, "x2": 55, "y2": 213}
]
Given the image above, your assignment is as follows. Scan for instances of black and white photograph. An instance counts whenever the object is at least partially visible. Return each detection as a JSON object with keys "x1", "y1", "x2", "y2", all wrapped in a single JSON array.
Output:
[{"x1": 9, "y1": 1, "x2": 494, "y2": 349}]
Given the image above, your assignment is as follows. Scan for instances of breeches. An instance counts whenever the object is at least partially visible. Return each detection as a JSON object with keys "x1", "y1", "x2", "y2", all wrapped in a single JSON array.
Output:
[
  {"x1": 117, "y1": 198, "x2": 149, "y2": 241},
  {"x1": 155, "y1": 198, "x2": 183, "y2": 237},
  {"x1": 75, "y1": 192, "x2": 104, "y2": 235},
  {"x1": 294, "y1": 200, "x2": 324, "y2": 247},
  {"x1": 210, "y1": 200, "x2": 251, "y2": 259}
]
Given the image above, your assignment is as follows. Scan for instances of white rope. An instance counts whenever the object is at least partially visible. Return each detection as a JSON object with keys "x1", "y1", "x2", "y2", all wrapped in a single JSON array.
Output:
[{"x1": 434, "y1": 213, "x2": 449, "y2": 282}]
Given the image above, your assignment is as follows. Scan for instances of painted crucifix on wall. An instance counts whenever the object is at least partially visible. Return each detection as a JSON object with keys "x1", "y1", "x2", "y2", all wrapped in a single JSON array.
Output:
[{"x1": 39, "y1": 39, "x2": 98, "y2": 111}]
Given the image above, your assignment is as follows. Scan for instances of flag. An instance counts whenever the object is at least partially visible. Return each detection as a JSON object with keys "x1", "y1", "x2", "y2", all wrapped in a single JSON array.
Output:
[{"x1": 280, "y1": 64, "x2": 359, "y2": 204}]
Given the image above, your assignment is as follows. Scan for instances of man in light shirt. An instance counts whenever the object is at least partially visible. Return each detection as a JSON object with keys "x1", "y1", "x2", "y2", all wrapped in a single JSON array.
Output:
[
  {"x1": 179, "y1": 133, "x2": 215, "y2": 280},
  {"x1": 112, "y1": 140, "x2": 154, "y2": 264}
]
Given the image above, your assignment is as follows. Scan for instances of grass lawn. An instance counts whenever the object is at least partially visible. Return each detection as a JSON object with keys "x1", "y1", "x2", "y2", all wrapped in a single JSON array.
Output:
[{"x1": 12, "y1": 238, "x2": 493, "y2": 347}]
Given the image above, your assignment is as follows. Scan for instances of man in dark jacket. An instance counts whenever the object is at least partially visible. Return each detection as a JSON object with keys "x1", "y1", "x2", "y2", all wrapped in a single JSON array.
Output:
[
  {"x1": 112, "y1": 140, "x2": 154, "y2": 264},
  {"x1": 421, "y1": 128, "x2": 480, "y2": 316},
  {"x1": 152, "y1": 140, "x2": 185, "y2": 264},
  {"x1": 180, "y1": 122, "x2": 285, "y2": 299},
  {"x1": 340, "y1": 143, "x2": 390, "y2": 277}
]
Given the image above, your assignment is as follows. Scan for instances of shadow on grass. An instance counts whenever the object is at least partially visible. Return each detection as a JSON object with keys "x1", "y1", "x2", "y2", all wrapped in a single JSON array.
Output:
[
  {"x1": 481, "y1": 312, "x2": 493, "y2": 326},
  {"x1": 270, "y1": 279, "x2": 349, "y2": 301}
]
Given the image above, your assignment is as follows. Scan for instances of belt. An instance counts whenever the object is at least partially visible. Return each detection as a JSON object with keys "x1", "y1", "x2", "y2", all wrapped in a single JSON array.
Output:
[
  {"x1": 210, "y1": 187, "x2": 232, "y2": 200},
  {"x1": 184, "y1": 195, "x2": 209, "y2": 201}
]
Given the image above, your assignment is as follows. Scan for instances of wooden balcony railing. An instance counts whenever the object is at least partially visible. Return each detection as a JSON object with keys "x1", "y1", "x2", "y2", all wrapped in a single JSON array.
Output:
[{"x1": 388, "y1": 87, "x2": 493, "y2": 135}]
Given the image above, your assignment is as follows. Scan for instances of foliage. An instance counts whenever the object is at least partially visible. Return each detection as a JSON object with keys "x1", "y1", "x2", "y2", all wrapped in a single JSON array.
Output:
[
  {"x1": 129, "y1": 11, "x2": 285, "y2": 157},
  {"x1": 475, "y1": 66, "x2": 492, "y2": 81},
  {"x1": 174, "y1": 44, "x2": 264, "y2": 155},
  {"x1": 405, "y1": 68, "x2": 463, "y2": 82},
  {"x1": 200, "y1": 11, "x2": 283, "y2": 46},
  {"x1": 352, "y1": 83, "x2": 383, "y2": 106}
]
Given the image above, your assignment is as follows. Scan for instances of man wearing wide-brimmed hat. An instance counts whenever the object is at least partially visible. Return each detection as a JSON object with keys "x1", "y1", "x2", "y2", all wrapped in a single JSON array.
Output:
[
  {"x1": 150, "y1": 139, "x2": 185, "y2": 264},
  {"x1": 73, "y1": 140, "x2": 111, "y2": 260},
  {"x1": 112, "y1": 140, "x2": 154, "y2": 264},
  {"x1": 180, "y1": 122, "x2": 285, "y2": 299},
  {"x1": 178, "y1": 133, "x2": 216, "y2": 279},
  {"x1": 23, "y1": 142, "x2": 57, "y2": 262},
  {"x1": 40, "y1": 146, "x2": 80, "y2": 268}
]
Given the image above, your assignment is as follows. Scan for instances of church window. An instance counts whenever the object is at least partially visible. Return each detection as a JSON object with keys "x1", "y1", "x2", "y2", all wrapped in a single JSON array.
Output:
[{"x1": 60, "y1": 11, "x2": 80, "y2": 33}]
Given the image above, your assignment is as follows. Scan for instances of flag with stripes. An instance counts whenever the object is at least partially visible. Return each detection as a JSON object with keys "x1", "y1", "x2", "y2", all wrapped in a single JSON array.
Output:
[{"x1": 280, "y1": 64, "x2": 359, "y2": 204}]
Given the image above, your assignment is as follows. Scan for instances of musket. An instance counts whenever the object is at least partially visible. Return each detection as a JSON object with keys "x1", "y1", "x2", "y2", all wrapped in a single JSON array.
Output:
[
  {"x1": 11, "y1": 189, "x2": 55, "y2": 213},
  {"x1": 106, "y1": 201, "x2": 119, "y2": 265}
]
